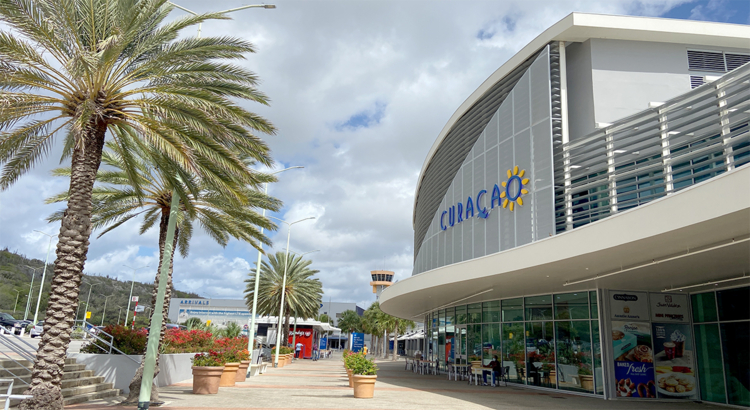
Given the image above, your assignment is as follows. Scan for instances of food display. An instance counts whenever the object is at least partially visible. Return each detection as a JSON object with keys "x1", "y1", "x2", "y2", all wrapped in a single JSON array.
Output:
[
  {"x1": 612, "y1": 321, "x2": 655, "y2": 398},
  {"x1": 657, "y1": 372, "x2": 695, "y2": 396},
  {"x1": 652, "y1": 323, "x2": 696, "y2": 399}
]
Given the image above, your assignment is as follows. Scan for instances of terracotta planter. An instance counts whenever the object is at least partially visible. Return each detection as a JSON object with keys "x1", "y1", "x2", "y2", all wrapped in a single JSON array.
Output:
[
  {"x1": 352, "y1": 374, "x2": 377, "y2": 398},
  {"x1": 579, "y1": 374, "x2": 594, "y2": 391},
  {"x1": 286, "y1": 354, "x2": 293, "y2": 365},
  {"x1": 275, "y1": 355, "x2": 286, "y2": 367},
  {"x1": 346, "y1": 368, "x2": 353, "y2": 387},
  {"x1": 220, "y1": 362, "x2": 240, "y2": 387},
  {"x1": 192, "y1": 366, "x2": 224, "y2": 394},
  {"x1": 236, "y1": 360, "x2": 251, "y2": 382},
  {"x1": 549, "y1": 370, "x2": 557, "y2": 385}
]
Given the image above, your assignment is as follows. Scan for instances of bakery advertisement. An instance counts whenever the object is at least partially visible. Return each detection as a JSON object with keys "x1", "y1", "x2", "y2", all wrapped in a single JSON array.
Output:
[
  {"x1": 609, "y1": 291, "x2": 649, "y2": 321},
  {"x1": 650, "y1": 293, "x2": 689, "y2": 323},
  {"x1": 612, "y1": 321, "x2": 656, "y2": 398},
  {"x1": 652, "y1": 323, "x2": 697, "y2": 399}
]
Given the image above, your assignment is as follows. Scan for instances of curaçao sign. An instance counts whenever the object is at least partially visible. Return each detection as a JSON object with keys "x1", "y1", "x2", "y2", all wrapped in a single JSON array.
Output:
[{"x1": 440, "y1": 166, "x2": 529, "y2": 231}]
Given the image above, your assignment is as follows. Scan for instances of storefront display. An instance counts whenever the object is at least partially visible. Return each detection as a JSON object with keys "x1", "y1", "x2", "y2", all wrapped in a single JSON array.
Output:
[{"x1": 611, "y1": 321, "x2": 655, "y2": 398}]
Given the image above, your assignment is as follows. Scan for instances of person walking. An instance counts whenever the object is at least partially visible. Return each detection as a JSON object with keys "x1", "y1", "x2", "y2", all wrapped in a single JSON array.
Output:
[
  {"x1": 362, "y1": 345, "x2": 368, "y2": 356},
  {"x1": 295, "y1": 341, "x2": 304, "y2": 359}
]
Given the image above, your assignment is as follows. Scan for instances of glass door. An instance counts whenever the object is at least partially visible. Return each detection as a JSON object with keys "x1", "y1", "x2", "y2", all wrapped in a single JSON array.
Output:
[{"x1": 455, "y1": 325, "x2": 467, "y2": 364}]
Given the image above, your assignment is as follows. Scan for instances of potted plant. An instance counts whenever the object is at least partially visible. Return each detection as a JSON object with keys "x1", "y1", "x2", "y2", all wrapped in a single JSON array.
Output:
[
  {"x1": 235, "y1": 347, "x2": 251, "y2": 382},
  {"x1": 350, "y1": 352, "x2": 378, "y2": 399},
  {"x1": 578, "y1": 365, "x2": 594, "y2": 391},
  {"x1": 343, "y1": 350, "x2": 356, "y2": 387},
  {"x1": 272, "y1": 347, "x2": 286, "y2": 368},
  {"x1": 191, "y1": 352, "x2": 225, "y2": 394},
  {"x1": 220, "y1": 349, "x2": 242, "y2": 387}
]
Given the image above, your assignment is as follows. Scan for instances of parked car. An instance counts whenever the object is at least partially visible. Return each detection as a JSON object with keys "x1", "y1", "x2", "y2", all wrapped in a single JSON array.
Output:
[
  {"x1": 88, "y1": 325, "x2": 104, "y2": 336},
  {"x1": 30, "y1": 321, "x2": 44, "y2": 338},
  {"x1": 165, "y1": 323, "x2": 187, "y2": 331},
  {"x1": 0, "y1": 312, "x2": 19, "y2": 332},
  {"x1": 14, "y1": 319, "x2": 33, "y2": 335}
]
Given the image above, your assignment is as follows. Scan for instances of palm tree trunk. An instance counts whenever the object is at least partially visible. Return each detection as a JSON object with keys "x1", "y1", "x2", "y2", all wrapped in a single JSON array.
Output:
[
  {"x1": 382, "y1": 329, "x2": 388, "y2": 359},
  {"x1": 124, "y1": 208, "x2": 178, "y2": 403},
  {"x1": 392, "y1": 326, "x2": 397, "y2": 361},
  {"x1": 20, "y1": 122, "x2": 107, "y2": 410}
]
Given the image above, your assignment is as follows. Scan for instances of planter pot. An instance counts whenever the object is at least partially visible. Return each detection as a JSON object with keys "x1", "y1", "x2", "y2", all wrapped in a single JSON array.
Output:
[
  {"x1": 248, "y1": 364, "x2": 261, "y2": 377},
  {"x1": 352, "y1": 374, "x2": 377, "y2": 398},
  {"x1": 579, "y1": 374, "x2": 594, "y2": 391},
  {"x1": 346, "y1": 368, "x2": 353, "y2": 388},
  {"x1": 192, "y1": 366, "x2": 224, "y2": 394},
  {"x1": 549, "y1": 370, "x2": 557, "y2": 385},
  {"x1": 286, "y1": 354, "x2": 293, "y2": 365},
  {"x1": 276, "y1": 356, "x2": 286, "y2": 368},
  {"x1": 236, "y1": 360, "x2": 251, "y2": 382},
  {"x1": 220, "y1": 362, "x2": 240, "y2": 387}
]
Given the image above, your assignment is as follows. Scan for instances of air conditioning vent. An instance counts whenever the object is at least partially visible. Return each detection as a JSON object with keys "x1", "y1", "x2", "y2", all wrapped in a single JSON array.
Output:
[
  {"x1": 688, "y1": 50, "x2": 726, "y2": 72},
  {"x1": 690, "y1": 75, "x2": 705, "y2": 89},
  {"x1": 725, "y1": 53, "x2": 750, "y2": 71}
]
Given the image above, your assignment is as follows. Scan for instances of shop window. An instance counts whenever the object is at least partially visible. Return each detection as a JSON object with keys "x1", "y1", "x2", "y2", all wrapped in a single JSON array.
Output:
[
  {"x1": 502, "y1": 322, "x2": 525, "y2": 384},
  {"x1": 483, "y1": 300, "x2": 501, "y2": 323},
  {"x1": 691, "y1": 292, "x2": 718, "y2": 323},
  {"x1": 717, "y1": 286, "x2": 750, "y2": 322},
  {"x1": 445, "y1": 307, "x2": 454, "y2": 326},
  {"x1": 502, "y1": 298, "x2": 524, "y2": 322},
  {"x1": 554, "y1": 292, "x2": 589, "y2": 320},
  {"x1": 694, "y1": 323, "x2": 727, "y2": 404},
  {"x1": 556, "y1": 321, "x2": 593, "y2": 393},
  {"x1": 439, "y1": 309, "x2": 446, "y2": 327},
  {"x1": 525, "y1": 321, "x2": 555, "y2": 388},
  {"x1": 590, "y1": 291, "x2": 598, "y2": 320},
  {"x1": 721, "y1": 322, "x2": 750, "y2": 406},
  {"x1": 483, "y1": 323, "x2": 501, "y2": 365},
  {"x1": 468, "y1": 324, "x2": 482, "y2": 362},
  {"x1": 455, "y1": 305, "x2": 467, "y2": 325},
  {"x1": 467, "y1": 303, "x2": 482, "y2": 324},
  {"x1": 591, "y1": 320, "x2": 603, "y2": 395},
  {"x1": 525, "y1": 295, "x2": 553, "y2": 321}
]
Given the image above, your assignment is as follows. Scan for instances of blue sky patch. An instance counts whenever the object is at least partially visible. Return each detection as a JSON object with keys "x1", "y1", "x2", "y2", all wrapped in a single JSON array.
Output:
[
  {"x1": 336, "y1": 101, "x2": 387, "y2": 131},
  {"x1": 660, "y1": 0, "x2": 749, "y2": 24}
]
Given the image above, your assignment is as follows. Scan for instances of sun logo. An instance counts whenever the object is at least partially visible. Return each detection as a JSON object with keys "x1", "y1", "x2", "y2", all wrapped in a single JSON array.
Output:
[{"x1": 500, "y1": 166, "x2": 529, "y2": 211}]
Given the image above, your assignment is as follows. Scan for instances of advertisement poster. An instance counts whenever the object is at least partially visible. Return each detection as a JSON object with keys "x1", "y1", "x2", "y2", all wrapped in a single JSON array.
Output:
[
  {"x1": 609, "y1": 291, "x2": 649, "y2": 321},
  {"x1": 612, "y1": 321, "x2": 656, "y2": 398},
  {"x1": 320, "y1": 336, "x2": 327, "y2": 350},
  {"x1": 650, "y1": 293, "x2": 689, "y2": 323},
  {"x1": 351, "y1": 332, "x2": 365, "y2": 352},
  {"x1": 652, "y1": 323, "x2": 697, "y2": 399},
  {"x1": 288, "y1": 328, "x2": 314, "y2": 358}
]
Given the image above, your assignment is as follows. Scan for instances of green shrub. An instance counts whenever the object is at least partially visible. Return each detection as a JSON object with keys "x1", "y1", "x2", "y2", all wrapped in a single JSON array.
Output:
[
  {"x1": 80, "y1": 325, "x2": 147, "y2": 355},
  {"x1": 349, "y1": 352, "x2": 377, "y2": 375}
]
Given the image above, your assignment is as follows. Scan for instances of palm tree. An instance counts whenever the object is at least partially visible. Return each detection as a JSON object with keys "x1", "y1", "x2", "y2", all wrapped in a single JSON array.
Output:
[
  {"x1": 0, "y1": 1, "x2": 275, "y2": 406},
  {"x1": 46, "y1": 140, "x2": 280, "y2": 402},
  {"x1": 244, "y1": 252, "x2": 322, "y2": 345},
  {"x1": 337, "y1": 309, "x2": 362, "y2": 350},
  {"x1": 391, "y1": 318, "x2": 416, "y2": 361}
]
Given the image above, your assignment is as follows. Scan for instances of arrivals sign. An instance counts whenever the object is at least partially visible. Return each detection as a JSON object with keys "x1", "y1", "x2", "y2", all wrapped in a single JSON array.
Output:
[{"x1": 609, "y1": 291, "x2": 649, "y2": 321}]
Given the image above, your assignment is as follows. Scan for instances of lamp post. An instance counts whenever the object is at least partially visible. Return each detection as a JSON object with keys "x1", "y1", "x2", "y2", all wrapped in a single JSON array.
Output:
[
  {"x1": 100, "y1": 295, "x2": 115, "y2": 326},
  {"x1": 124, "y1": 265, "x2": 149, "y2": 326},
  {"x1": 283, "y1": 249, "x2": 320, "y2": 357},
  {"x1": 248, "y1": 166, "x2": 303, "y2": 357},
  {"x1": 12, "y1": 290, "x2": 20, "y2": 313},
  {"x1": 23, "y1": 265, "x2": 39, "y2": 320},
  {"x1": 117, "y1": 306, "x2": 125, "y2": 325},
  {"x1": 80, "y1": 281, "x2": 94, "y2": 324},
  {"x1": 269, "y1": 216, "x2": 316, "y2": 367},
  {"x1": 32, "y1": 230, "x2": 57, "y2": 326}
]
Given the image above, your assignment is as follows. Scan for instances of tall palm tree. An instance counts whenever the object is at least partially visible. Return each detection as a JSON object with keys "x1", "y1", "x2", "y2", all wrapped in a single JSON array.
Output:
[
  {"x1": 244, "y1": 252, "x2": 322, "y2": 345},
  {"x1": 0, "y1": 1, "x2": 275, "y2": 406},
  {"x1": 337, "y1": 309, "x2": 362, "y2": 350},
  {"x1": 46, "y1": 140, "x2": 280, "y2": 402}
]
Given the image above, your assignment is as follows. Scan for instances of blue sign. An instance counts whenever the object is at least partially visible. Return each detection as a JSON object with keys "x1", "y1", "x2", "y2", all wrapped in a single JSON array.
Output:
[
  {"x1": 351, "y1": 332, "x2": 365, "y2": 352},
  {"x1": 320, "y1": 336, "x2": 327, "y2": 350}
]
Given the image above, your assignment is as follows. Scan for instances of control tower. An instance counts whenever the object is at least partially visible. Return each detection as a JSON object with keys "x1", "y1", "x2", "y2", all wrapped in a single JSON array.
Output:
[{"x1": 370, "y1": 270, "x2": 394, "y2": 301}]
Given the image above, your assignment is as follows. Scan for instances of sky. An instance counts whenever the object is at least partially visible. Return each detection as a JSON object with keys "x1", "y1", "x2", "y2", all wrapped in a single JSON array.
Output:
[{"x1": 0, "y1": 0, "x2": 748, "y2": 311}]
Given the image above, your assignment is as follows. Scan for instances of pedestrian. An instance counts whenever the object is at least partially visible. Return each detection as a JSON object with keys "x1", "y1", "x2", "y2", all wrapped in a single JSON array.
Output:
[
  {"x1": 295, "y1": 341, "x2": 303, "y2": 359},
  {"x1": 362, "y1": 345, "x2": 368, "y2": 356},
  {"x1": 312, "y1": 344, "x2": 319, "y2": 361}
]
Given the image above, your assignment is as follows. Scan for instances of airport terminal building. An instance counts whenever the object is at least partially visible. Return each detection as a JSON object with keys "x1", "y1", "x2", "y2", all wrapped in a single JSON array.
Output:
[{"x1": 380, "y1": 13, "x2": 749, "y2": 406}]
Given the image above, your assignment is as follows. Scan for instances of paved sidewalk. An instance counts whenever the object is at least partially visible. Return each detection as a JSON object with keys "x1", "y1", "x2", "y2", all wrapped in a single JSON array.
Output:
[{"x1": 69, "y1": 354, "x2": 723, "y2": 410}]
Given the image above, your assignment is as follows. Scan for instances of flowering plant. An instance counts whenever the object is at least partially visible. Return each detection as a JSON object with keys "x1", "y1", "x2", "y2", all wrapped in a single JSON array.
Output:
[
  {"x1": 163, "y1": 329, "x2": 213, "y2": 353},
  {"x1": 192, "y1": 351, "x2": 224, "y2": 367}
]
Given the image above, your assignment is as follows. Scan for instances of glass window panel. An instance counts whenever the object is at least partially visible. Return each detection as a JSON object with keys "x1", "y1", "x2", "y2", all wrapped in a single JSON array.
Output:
[
  {"x1": 439, "y1": 326, "x2": 446, "y2": 369},
  {"x1": 555, "y1": 292, "x2": 590, "y2": 320},
  {"x1": 502, "y1": 298, "x2": 524, "y2": 322},
  {"x1": 484, "y1": 323, "x2": 501, "y2": 366},
  {"x1": 556, "y1": 321, "x2": 593, "y2": 393},
  {"x1": 455, "y1": 305, "x2": 467, "y2": 325},
  {"x1": 590, "y1": 291, "x2": 599, "y2": 320},
  {"x1": 439, "y1": 309, "x2": 446, "y2": 327},
  {"x1": 445, "y1": 307, "x2": 454, "y2": 326},
  {"x1": 468, "y1": 324, "x2": 482, "y2": 362},
  {"x1": 525, "y1": 321, "x2": 556, "y2": 388},
  {"x1": 717, "y1": 286, "x2": 750, "y2": 322},
  {"x1": 691, "y1": 292, "x2": 718, "y2": 323},
  {"x1": 525, "y1": 295, "x2": 553, "y2": 321},
  {"x1": 502, "y1": 322, "x2": 525, "y2": 384},
  {"x1": 483, "y1": 300, "x2": 501, "y2": 323},
  {"x1": 468, "y1": 303, "x2": 482, "y2": 324},
  {"x1": 694, "y1": 323, "x2": 727, "y2": 404},
  {"x1": 721, "y1": 321, "x2": 750, "y2": 407},
  {"x1": 591, "y1": 320, "x2": 603, "y2": 395}
]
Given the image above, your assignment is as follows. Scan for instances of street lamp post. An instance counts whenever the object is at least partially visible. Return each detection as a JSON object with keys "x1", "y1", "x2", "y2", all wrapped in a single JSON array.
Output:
[
  {"x1": 124, "y1": 265, "x2": 149, "y2": 326},
  {"x1": 76, "y1": 280, "x2": 92, "y2": 322},
  {"x1": 83, "y1": 282, "x2": 94, "y2": 323},
  {"x1": 269, "y1": 216, "x2": 315, "y2": 367},
  {"x1": 283, "y1": 249, "x2": 320, "y2": 359},
  {"x1": 12, "y1": 290, "x2": 20, "y2": 313},
  {"x1": 23, "y1": 265, "x2": 39, "y2": 320},
  {"x1": 100, "y1": 295, "x2": 115, "y2": 326},
  {"x1": 248, "y1": 166, "x2": 303, "y2": 358},
  {"x1": 32, "y1": 230, "x2": 57, "y2": 326},
  {"x1": 117, "y1": 306, "x2": 125, "y2": 325}
]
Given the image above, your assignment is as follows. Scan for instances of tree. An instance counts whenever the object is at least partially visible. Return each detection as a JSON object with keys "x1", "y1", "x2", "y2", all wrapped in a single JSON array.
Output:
[
  {"x1": 244, "y1": 252, "x2": 322, "y2": 345},
  {"x1": 336, "y1": 310, "x2": 361, "y2": 349},
  {"x1": 0, "y1": 1, "x2": 275, "y2": 406},
  {"x1": 46, "y1": 140, "x2": 280, "y2": 402}
]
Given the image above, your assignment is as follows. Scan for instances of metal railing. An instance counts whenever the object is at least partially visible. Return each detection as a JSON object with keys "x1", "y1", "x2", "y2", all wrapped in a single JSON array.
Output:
[
  {"x1": 73, "y1": 320, "x2": 140, "y2": 364},
  {"x1": 0, "y1": 379, "x2": 32, "y2": 410},
  {"x1": 0, "y1": 328, "x2": 37, "y2": 388},
  {"x1": 554, "y1": 63, "x2": 750, "y2": 232}
]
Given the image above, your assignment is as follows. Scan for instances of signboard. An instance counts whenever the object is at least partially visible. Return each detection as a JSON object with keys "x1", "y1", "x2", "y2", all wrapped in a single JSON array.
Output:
[
  {"x1": 611, "y1": 321, "x2": 655, "y2": 398},
  {"x1": 652, "y1": 323, "x2": 697, "y2": 399},
  {"x1": 609, "y1": 291, "x2": 649, "y2": 321},
  {"x1": 351, "y1": 332, "x2": 365, "y2": 353},
  {"x1": 131, "y1": 296, "x2": 139, "y2": 302},
  {"x1": 320, "y1": 336, "x2": 327, "y2": 350},
  {"x1": 135, "y1": 305, "x2": 145, "y2": 313},
  {"x1": 85, "y1": 311, "x2": 91, "y2": 319},
  {"x1": 288, "y1": 326, "x2": 314, "y2": 358},
  {"x1": 650, "y1": 294, "x2": 689, "y2": 323}
]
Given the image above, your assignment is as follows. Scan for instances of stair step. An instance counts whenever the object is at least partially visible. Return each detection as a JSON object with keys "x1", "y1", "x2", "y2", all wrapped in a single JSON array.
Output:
[
  {"x1": 63, "y1": 369, "x2": 94, "y2": 380},
  {"x1": 0, "y1": 359, "x2": 32, "y2": 368},
  {"x1": 62, "y1": 388, "x2": 121, "y2": 406},
  {"x1": 63, "y1": 363, "x2": 86, "y2": 372},
  {"x1": 8, "y1": 376, "x2": 105, "y2": 395},
  {"x1": 61, "y1": 382, "x2": 114, "y2": 397}
]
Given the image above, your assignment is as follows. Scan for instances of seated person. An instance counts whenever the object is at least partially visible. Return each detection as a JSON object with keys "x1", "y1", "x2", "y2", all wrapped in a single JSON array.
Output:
[{"x1": 483, "y1": 355, "x2": 502, "y2": 386}]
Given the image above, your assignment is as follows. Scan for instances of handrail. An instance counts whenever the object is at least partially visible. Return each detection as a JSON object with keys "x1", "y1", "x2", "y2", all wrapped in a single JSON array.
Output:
[
  {"x1": 0, "y1": 330, "x2": 35, "y2": 386},
  {"x1": 0, "y1": 379, "x2": 33, "y2": 410},
  {"x1": 74, "y1": 321, "x2": 140, "y2": 365}
]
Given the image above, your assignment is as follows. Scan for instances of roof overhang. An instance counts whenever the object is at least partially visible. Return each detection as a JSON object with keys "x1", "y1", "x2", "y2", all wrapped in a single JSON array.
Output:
[
  {"x1": 413, "y1": 12, "x2": 750, "y2": 227},
  {"x1": 389, "y1": 166, "x2": 750, "y2": 320}
]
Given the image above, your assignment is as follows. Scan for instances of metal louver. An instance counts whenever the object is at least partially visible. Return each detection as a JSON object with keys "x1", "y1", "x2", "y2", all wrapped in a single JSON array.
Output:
[
  {"x1": 726, "y1": 53, "x2": 750, "y2": 71},
  {"x1": 688, "y1": 50, "x2": 726, "y2": 72}
]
